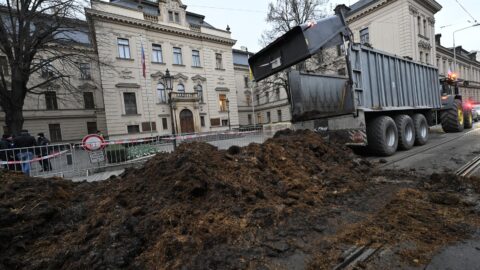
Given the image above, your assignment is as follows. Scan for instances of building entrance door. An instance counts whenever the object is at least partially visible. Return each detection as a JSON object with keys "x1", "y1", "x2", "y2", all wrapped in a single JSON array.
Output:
[{"x1": 179, "y1": 109, "x2": 195, "y2": 134}]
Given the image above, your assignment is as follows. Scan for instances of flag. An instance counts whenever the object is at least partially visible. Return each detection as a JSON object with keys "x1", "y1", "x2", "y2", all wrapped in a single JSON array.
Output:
[{"x1": 141, "y1": 41, "x2": 146, "y2": 78}]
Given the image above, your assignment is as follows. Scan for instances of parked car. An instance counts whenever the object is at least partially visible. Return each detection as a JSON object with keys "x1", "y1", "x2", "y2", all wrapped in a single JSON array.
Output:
[{"x1": 473, "y1": 105, "x2": 480, "y2": 122}]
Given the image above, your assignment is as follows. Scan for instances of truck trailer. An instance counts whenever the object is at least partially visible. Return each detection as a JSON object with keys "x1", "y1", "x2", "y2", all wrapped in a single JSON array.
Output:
[{"x1": 248, "y1": 5, "x2": 472, "y2": 156}]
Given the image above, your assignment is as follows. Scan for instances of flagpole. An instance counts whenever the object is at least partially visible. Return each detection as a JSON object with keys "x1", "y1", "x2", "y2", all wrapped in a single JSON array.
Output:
[{"x1": 141, "y1": 36, "x2": 153, "y2": 137}]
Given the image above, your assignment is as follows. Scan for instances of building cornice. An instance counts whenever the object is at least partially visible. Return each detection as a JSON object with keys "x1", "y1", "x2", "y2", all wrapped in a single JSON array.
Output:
[
  {"x1": 436, "y1": 45, "x2": 480, "y2": 68},
  {"x1": 413, "y1": 0, "x2": 442, "y2": 14},
  {"x1": 347, "y1": 0, "x2": 397, "y2": 23},
  {"x1": 85, "y1": 8, "x2": 236, "y2": 47}
]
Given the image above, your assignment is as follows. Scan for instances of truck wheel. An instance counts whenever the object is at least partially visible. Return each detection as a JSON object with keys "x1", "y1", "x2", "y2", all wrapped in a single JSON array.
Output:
[
  {"x1": 441, "y1": 99, "x2": 464, "y2": 133},
  {"x1": 464, "y1": 109, "x2": 473, "y2": 129},
  {"x1": 367, "y1": 116, "x2": 398, "y2": 156},
  {"x1": 412, "y1": 114, "x2": 429, "y2": 146},
  {"x1": 394, "y1": 115, "x2": 415, "y2": 150}
]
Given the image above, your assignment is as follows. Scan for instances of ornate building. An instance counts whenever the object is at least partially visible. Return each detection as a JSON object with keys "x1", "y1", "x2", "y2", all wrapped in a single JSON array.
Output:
[{"x1": 86, "y1": 0, "x2": 239, "y2": 139}]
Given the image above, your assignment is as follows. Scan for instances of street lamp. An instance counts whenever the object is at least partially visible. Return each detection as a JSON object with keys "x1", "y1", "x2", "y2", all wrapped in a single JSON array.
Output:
[
  {"x1": 453, "y1": 23, "x2": 480, "y2": 74},
  {"x1": 164, "y1": 69, "x2": 176, "y2": 149},
  {"x1": 226, "y1": 98, "x2": 231, "y2": 130}
]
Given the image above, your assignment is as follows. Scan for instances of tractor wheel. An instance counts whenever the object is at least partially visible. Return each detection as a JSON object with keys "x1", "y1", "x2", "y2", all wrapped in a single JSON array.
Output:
[
  {"x1": 441, "y1": 99, "x2": 464, "y2": 133},
  {"x1": 394, "y1": 115, "x2": 415, "y2": 150},
  {"x1": 464, "y1": 109, "x2": 473, "y2": 129},
  {"x1": 412, "y1": 114, "x2": 429, "y2": 146},
  {"x1": 367, "y1": 116, "x2": 398, "y2": 156}
]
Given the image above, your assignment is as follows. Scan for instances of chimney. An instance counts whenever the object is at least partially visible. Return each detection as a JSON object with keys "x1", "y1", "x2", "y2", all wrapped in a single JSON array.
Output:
[{"x1": 435, "y1": 34, "x2": 441, "y2": 45}]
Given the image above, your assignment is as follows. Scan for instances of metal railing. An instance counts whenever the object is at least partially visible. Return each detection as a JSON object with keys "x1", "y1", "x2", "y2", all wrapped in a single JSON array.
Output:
[{"x1": 0, "y1": 127, "x2": 281, "y2": 180}]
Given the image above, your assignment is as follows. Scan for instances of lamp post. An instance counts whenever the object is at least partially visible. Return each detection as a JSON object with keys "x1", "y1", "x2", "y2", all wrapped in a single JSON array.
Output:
[
  {"x1": 164, "y1": 69, "x2": 176, "y2": 150},
  {"x1": 453, "y1": 23, "x2": 480, "y2": 74},
  {"x1": 226, "y1": 98, "x2": 231, "y2": 130}
]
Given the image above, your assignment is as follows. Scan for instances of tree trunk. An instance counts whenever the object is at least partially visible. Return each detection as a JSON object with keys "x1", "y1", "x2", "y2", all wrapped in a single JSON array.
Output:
[{"x1": 4, "y1": 108, "x2": 24, "y2": 136}]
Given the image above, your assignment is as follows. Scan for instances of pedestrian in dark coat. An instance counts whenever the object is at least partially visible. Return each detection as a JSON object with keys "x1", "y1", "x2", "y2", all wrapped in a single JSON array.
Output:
[
  {"x1": 37, "y1": 133, "x2": 52, "y2": 171},
  {"x1": 13, "y1": 130, "x2": 37, "y2": 175}
]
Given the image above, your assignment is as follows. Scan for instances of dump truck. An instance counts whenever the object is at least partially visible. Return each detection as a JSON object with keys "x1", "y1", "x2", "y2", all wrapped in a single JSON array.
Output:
[{"x1": 248, "y1": 5, "x2": 472, "y2": 156}]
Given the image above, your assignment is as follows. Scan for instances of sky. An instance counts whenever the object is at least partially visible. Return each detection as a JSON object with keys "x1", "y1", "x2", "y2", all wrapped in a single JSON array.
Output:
[{"x1": 182, "y1": 0, "x2": 480, "y2": 53}]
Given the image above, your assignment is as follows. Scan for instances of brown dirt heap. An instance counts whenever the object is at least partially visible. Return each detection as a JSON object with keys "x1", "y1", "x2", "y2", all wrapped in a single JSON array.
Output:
[{"x1": 0, "y1": 130, "x2": 479, "y2": 270}]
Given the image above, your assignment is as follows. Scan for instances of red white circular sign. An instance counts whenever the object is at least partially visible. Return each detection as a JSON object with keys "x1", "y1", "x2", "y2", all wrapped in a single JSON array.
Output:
[{"x1": 82, "y1": 134, "x2": 105, "y2": 151}]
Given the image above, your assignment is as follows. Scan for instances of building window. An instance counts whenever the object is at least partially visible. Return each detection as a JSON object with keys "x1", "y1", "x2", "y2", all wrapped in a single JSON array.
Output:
[
  {"x1": 0, "y1": 56, "x2": 8, "y2": 75},
  {"x1": 173, "y1": 47, "x2": 183, "y2": 65},
  {"x1": 275, "y1": 88, "x2": 280, "y2": 100},
  {"x1": 256, "y1": 94, "x2": 260, "y2": 105},
  {"x1": 200, "y1": 116, "x2": 205, "y2": 127},
  {"x1": 244, "y1": 76, "x2": 249, "y2": 88},
  {"x1": 246, "y1": 93, "x2": 252, "y2": 106},
  {"x1": 127, "y1": 125, "x2": 140, "y2": 134},
  {"x1": 210, "y1": 118, "x2": 221, "y2": 126},
  {"x1": 215, "y1": 53, "x2": 223, "y2": 69},
  {"x1": 196, "y1": 84, "x2": 203, "y2": 103},
  {"x1": 175, "y1": 12, "x2": 180, "y2": 23},
  {"x1": 257, "y1": 113, "x2": 262, "y2": 124},
  {"x1": 219, "y1": 94, "x2": 227, "y2": 112},
  {"x1": 266, "y1": 111, "x2": 271, "y2": 123},
  {"x1": 142, "y1": 122, "x2": 157, "y2": 132},
  {"x1": 417, "y1": 16, "x2": 421, "y2": 35},
  {"x1": 123, "y1": 92, "x2": 137, "y2": 115},
  {"x1": 419, "y1": 51, "x2": 423, "y2": 63},
  {"x1": 79, "y1": 63, "x2": 91, "y2": 80},
  {"x1": 117, "y1": 38, "x2": 131, "y2": 59},
  {"x1": 177, "y1": 84, "x2": 185, "y2": 93},
  {"x1": 248, "y1": 114, "x2": 252, "y2": 125},
  {"x1": 423, "y1": 19, "x2": 427, "y2": 37},
  {"x1": 87, "y1": 122, "x2": 97, "y2": 134},
  {"x1": 152, "y1": 44, "x2": 163, "y2": 63},
  {"x1": 169, "y1": 11, "x2": 180, "y2": 23},
  {"x1": 157, "y1": 83, "x2": 166, "y2": 103},
  {"x1": 338, "y1": 68, "x2": 346, "y2": 76},
  {"x1": 41, "y1": 60, "x2": 54, "y2": 78},
  {"x1": 425, "y1": 53, "x2": 429, "y2": 64},
  {"x1": 162, "y1": 118, "x2": 168, "y2": 130},
  {"x1": 360, "y1": 28, "x2": 369, "y2": 44},
  {"x1": 45, "y1": 91, "x2": 58, "y2": 110},
  {"x1": 192, "y1": 50, "x2": 201, "y2": 67},
  {"x1": 222, "y1": 119, "x2": 229, "y2": 126},
  {"x1": 83, "y1": 92, "x2": 95, "y2": 109},
  {"x1": 265, "y1": 91, "x2": 270, "y2": 103},
  {"x1": 277, "y1": 110, "x2": 282, "y2": 122},
  {"x1": 49, "y1": 124, "x2": 62, "y2": 142}
]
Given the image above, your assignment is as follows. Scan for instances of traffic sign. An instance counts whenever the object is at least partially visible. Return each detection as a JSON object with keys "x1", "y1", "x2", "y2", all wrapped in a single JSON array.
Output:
[{"x1": 82, "y1": 134, "x2": 105, "y2": 151}]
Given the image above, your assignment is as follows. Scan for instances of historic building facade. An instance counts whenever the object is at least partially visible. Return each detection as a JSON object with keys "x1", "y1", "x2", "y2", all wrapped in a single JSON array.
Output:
[
  {"x1": 0, "y1": 22, "x2": 107, "y2": 142},
  {"x1": 86, "y1": 0, "x2": 239, "y2": 139}
]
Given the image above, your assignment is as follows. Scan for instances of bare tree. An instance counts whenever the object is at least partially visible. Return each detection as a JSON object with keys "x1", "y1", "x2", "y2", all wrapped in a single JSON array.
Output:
[
  {"x1": 257, "y1": 0, "x2": 330, "y2": 99},
  {"x1": 0, "y1": 0, "x2": 95, "y2": 135}
]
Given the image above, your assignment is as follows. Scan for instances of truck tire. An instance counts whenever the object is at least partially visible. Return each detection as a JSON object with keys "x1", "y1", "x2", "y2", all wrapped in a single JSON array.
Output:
[
  {"x1": 412, "y1": 114, "x2": 429, "y2": 146},
  {"x1": 394, "y1": 115, "x2": 415, "y2": 150},
  {"x1": 367, "y1": 116, "x2": 398, "y2": 156},
  {"x1": 464, "y1": 109, "x2": 473, "y2": 129},
  {"x1": 441, "y1": 99, "x2": 464, "y2": 133}
]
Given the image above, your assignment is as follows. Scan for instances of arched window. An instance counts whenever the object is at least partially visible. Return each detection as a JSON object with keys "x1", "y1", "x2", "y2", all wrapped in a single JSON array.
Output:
[
  {"x1": 196, "y1": 84, "x2": 203, "y2": 103},
  {"x1": 177, "y1": 83, "x2": 185, "y2": 93},
  {"x1": 157, "y1": 83, "x2": 166, "y2": 103}
]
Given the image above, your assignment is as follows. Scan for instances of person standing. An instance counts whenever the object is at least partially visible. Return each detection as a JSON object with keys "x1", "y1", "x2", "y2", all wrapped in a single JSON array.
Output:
[
  {"x1": 13, "y1": 130, "x2": 37, "y2": 176},
  {"x1": 37, "y1": 133, "x2": 52, "y2": 172}
]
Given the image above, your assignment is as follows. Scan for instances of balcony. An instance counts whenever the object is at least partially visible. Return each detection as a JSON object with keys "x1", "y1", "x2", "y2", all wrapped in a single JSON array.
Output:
[{"x1": 170, "y1": 92, "x2": 200, "y2": 102}]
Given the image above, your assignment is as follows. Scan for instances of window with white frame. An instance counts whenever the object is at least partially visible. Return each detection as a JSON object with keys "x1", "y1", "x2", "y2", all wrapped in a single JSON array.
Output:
[
  {"x1": 360, "y1": 28, "x2": 369, "y2": 44},
  {"x1": 173, "y1": 47, "x2": 183, "y2": 65},
  {"x1": 152, "y1": 44, "x2": 163, "y2": 63},
  {"x1": 117, "y1": 38, "x2": 131, "y2": 59},
  {"x1": 196, "y1": 84, "x2": 203, "y2": 102},
  {"x1": 215, "y1": 53, "x2": 223, "y2": 69},
  {"x1": 177, "y1": 83, "x2": 185, "y2": 93},
  {"x1": 157, "y1": 83, "x2": 166, "y2": 103},
  {"x1": 192, "y1": 50, "x2": 201, "y2": 67}
]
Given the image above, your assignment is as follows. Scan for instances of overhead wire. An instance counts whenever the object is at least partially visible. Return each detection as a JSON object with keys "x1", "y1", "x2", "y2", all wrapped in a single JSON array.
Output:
[{"x1": 453, "y1": 0, "x2": 478, "y2": 23}]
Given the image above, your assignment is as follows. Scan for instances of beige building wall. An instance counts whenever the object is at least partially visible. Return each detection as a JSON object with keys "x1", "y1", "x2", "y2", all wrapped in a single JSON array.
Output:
[
  {"x1": 347, "y1": 0, "x2": 441, "y2": 63},
  {"x1": 0, "y1": 46, "x2": 106, "y2": 142},
  {"x1": 87, "y1": 0, "x2": 239, "y2": 139}
]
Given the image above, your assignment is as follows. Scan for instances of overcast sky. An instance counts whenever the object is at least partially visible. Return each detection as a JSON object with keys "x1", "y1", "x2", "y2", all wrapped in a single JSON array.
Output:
[{"x1": 182, "y1": 0, "x2": 480, "y2": 53}]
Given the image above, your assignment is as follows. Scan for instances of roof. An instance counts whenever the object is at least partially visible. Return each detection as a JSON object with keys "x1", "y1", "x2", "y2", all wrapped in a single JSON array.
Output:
[
  {"x1": 109, "y1": 0, "x2": 219, "y2": 30},
  {"x1": 232, "y1": 50, "x2": 251, "y2": 66},
  {"x1": 347, "y1": 0, "x2": 375, "y2": 15}
]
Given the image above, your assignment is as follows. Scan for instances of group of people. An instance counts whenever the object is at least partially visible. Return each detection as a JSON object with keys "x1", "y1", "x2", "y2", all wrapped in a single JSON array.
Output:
[{"x1": 0, "y1": 130, "x2": 52, "y2": 175}]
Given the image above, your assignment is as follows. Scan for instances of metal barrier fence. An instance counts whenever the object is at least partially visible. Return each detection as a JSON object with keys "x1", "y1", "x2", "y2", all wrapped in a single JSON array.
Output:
[{"x1": 0, "y1": 127, "x2": 275, "y2": 180}]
